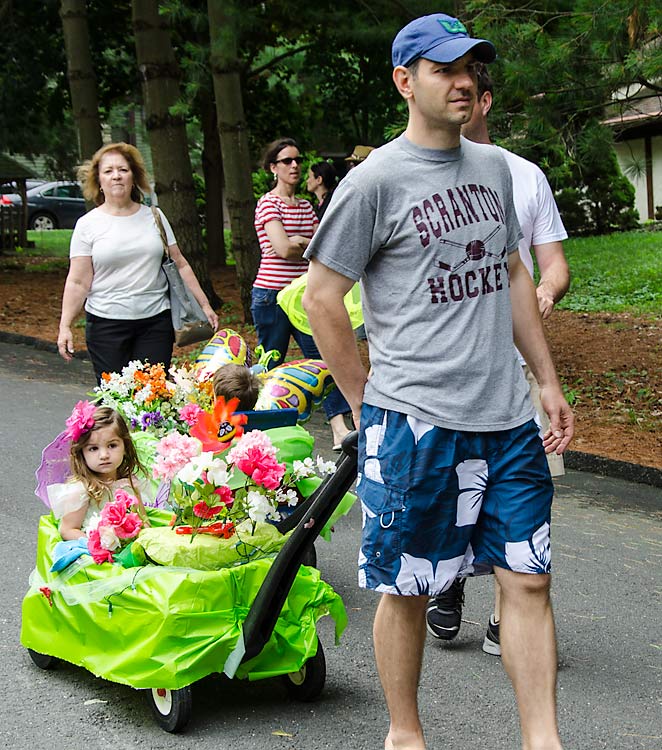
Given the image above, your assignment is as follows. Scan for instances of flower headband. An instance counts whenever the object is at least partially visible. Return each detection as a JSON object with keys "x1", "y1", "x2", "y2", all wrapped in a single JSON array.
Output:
[{"x1": 65, "y1": 400, "x2": 97, "y2": 442}]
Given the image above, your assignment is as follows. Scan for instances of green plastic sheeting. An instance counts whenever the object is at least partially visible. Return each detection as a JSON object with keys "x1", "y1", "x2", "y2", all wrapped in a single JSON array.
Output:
[{"x1": 21, "y1": 512, "x2": 347, "y2": 690}]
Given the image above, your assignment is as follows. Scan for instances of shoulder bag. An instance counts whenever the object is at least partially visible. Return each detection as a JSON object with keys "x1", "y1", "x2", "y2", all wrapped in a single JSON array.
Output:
[{"x1": 152, "y1": 206, "x2": 214, "y2": 347}]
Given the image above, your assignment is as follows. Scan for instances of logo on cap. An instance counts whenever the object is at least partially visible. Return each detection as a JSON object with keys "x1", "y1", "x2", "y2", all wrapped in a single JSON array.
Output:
[{"x1": 438, "y1": 19, "x2": 467, "y2": 35}]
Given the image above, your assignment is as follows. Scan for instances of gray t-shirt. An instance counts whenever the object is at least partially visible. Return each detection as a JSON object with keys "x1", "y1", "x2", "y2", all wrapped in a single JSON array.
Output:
[{"x1": 305, "y1": 135, "x2": 534, "y2": 432}]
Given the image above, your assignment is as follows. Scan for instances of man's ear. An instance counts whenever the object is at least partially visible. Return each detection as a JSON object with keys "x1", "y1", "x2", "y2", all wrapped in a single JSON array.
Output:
[
  {"x1": 481, "y1": 90, "x2": 493, "y2": 117},
  {"x1": 393, "y1": 65, "x2": 414, "y2": 100}
]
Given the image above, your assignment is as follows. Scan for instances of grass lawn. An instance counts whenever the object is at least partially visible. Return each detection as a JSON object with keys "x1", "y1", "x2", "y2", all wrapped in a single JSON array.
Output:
[
  {"x1": 26, "y1": 229, "x2": 72, "y2": 257},
  {"x1": 555, "y1": 230, "x2": 661, "y2": 315},
  {"x1": 17, "y1": 228, "x2": 662, "y2": 316}
]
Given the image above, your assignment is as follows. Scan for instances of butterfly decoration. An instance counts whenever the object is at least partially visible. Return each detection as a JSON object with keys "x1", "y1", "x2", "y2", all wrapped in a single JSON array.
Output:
[
  {"x1": 193, "y1": 328, "x2": 253, "y2": 381},
  {"x1": 255, "y1": 359, "x2": 335, "y2": 423}
]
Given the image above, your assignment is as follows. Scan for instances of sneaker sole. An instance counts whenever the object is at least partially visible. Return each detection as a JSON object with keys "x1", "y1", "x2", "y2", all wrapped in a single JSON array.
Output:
[
  {"x1": 426, "y1": 620, "x2": 460, "y2": 641},
  {"x1": 482, "y1": 635, "x2": 501, "y2": 656}
]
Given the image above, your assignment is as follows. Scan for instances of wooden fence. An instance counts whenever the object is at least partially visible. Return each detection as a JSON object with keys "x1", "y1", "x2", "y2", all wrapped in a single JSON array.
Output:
[{"x1": 0, "y1": 205, "x2": 25, "y2": 251}]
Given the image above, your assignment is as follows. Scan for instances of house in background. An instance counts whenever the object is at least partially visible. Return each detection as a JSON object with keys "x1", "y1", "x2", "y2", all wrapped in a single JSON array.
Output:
[{"x1": 605, "y1": 82, "x2": 662, "y2": 221}]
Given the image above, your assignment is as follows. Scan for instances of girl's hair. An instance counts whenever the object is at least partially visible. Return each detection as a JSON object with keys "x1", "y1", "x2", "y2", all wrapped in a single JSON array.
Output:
[
  {"x1": 212, "y1": 364, "x2": 261, "y2": 411},
  {"x1": 78, "y1": 142, "x2": 151, "y2": 206},
  {"x1": 70, "y1": 407, "x2": 146, "y2": 505},
  {"x1": 310, "y1": 161, "x2": 337, "y2": 192},
  {"x1": 262, "y1": 137, "x2": 299, "y2": 171}
]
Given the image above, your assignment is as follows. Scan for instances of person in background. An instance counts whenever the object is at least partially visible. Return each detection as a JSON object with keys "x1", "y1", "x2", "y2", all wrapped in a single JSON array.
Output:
[
  {"x1": 212, "y1": 363, "x2": 261, "y2": 411},
  {"x1": 306, "y1": 161, "x2": 338, "y2": 220},
  {"x1": 344, "y1": 144, "x2": 375, "y2": 170},
  {"x1": 252, "y1": 137, "x2": 351, "y2": 449},
  {"x1": 303, "y1": 12, "x2": 573, "y2": 750},
  {"x1": 57, "y1": 142, "x2": 218, "y2": 382},
  {"x1": 426, "y1": 63, "x2": 571, "y2": 656}
]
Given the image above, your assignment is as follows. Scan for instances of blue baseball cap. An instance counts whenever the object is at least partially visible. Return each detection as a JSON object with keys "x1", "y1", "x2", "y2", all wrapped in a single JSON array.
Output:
[{"x1": 392, "y1": 13, "x2": 496, "y2": 68}]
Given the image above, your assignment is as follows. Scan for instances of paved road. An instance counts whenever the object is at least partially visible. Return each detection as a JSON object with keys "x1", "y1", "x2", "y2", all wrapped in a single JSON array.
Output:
[{"x1": 0, "y1": 342, "x2": 660, "y2": 750}]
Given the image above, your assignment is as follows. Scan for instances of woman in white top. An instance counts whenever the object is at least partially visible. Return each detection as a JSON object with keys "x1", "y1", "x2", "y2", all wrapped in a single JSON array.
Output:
[{"x1": 57, "y1": 142, "x2": 218, "y2": 382}]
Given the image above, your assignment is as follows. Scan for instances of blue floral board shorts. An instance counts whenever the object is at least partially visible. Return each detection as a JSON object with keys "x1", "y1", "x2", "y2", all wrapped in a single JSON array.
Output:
[{"x1": 357, "y1": 405, "x2": 554, "y2": 596}]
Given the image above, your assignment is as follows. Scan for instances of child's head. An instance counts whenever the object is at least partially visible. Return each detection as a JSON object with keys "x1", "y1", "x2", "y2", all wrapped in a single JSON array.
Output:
[
  {"x1": 212, "y1": 364, "x2": 261, "y2": 411},
  {"x1": 69, "y1": 406, "x2": 143, "y2": 498}
]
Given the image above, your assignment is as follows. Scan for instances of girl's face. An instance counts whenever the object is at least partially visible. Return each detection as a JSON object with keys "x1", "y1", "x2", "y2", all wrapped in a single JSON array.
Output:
[
  {"x1": 271, "y1": 146, "x2": 302, "y2": 188},
  {"x1": 82, "y1": 425, "x2": 125, "y2": 480}
]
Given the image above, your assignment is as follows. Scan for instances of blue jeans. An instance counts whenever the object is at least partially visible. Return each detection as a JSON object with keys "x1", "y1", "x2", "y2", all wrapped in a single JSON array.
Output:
[{"x1": 251, "y1": 286, "x2": 350, "y2": 420}]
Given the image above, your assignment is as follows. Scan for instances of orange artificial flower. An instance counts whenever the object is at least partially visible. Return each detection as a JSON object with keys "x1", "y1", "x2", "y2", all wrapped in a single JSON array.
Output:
[{"x1": 190, "y1": 396, "x2": 247, "y2": 453}]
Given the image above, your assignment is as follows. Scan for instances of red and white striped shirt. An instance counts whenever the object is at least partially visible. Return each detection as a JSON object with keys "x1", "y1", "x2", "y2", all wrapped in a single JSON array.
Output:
[{"x1": 253, "y1": 193, "x2": 318, "y2": 290}]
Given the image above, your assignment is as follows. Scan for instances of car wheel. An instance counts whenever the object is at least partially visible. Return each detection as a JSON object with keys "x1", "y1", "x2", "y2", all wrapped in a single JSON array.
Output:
[{"x1": 30, "y1": 212, "x2": 57, "y2": 231}]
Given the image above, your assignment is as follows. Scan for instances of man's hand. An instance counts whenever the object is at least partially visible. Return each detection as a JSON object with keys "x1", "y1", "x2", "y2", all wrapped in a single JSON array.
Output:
[
  {"x1": 536, "y1": 282, "x2": 556, "y2": 320},
  {"x1": 540, "y1": 385, "x2": 574, "y2": 455}
]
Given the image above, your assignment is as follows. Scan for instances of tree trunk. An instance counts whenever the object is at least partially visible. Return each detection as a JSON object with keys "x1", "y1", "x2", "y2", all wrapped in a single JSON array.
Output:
[
  {"x1": 132, "y1": 0, "x2": 220, "y2": 307},
  {"x1": 207, "y1": 0, "x2": 260, "y2": 322},
  {"x1": 200, "y1": 93, "x2": 226, "y2": 270},
  {"x1": 59, "y1": 0, "x2": 103, "y2": 167}
]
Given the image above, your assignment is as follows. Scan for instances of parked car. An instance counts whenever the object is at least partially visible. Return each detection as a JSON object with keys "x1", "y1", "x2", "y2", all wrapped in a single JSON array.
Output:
[
  {"x1": 0, "y1": 179, "x2": 46, "y2": 195},
  {"x1": 0, "y1": 181, "x2": 86, "y2": 230}
]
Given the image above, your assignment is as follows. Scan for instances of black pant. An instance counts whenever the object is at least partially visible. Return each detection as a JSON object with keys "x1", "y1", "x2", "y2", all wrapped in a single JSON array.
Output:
[{"x1": 85, "y1": 310, "x2": 175, "y2": 383}]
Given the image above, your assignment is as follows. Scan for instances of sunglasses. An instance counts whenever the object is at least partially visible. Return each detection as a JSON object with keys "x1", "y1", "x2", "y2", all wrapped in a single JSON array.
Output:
[{"x1": 275, "y1": 156, "x2": 303, "y2": 166}]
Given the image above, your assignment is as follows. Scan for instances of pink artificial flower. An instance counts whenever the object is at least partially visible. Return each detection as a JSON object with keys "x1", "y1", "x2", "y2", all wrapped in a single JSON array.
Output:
[
  {"x1": 152, "y1": 433, "x2": 201, "y2": 480},
  {"x1": 87, "y1": 529, "x2": 115, "y2": 564},
  {"x1": 193, "y1": 501, "x2": 224, "y2": 519},
  {"x1": 235, "y1": 448, "x2": 286, "y2": 490},
  {"x1": 179, "y1": 403, "x2": 204, "y2": 427},
  {"x1": 65, "y1": 400, "x2": 97, "y2": 442},
  {"x1": 213, "y1": 485, "x2": 234, "y2": 506},
  {"x1": 227, "y1": 430, "x2": 277, "y2": 465},
  {"x1": 99, "y1": 491, "x2": 143, "y2": 539}
]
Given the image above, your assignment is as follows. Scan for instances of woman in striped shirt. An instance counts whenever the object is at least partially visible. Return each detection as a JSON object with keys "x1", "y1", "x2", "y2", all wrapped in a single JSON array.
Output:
[{"x1": 252, "y1": 138, "x2": 351, "y2": 449}]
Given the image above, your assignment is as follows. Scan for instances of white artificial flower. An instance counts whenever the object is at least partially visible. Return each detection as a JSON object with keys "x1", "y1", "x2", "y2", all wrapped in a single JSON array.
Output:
[
  {"x1": 177, "y1": 458, "x2": 204, "y2": 485},
  {"x1": 316, "y1": 456, "x2": 337, "y2": 475},
  {"x1": 246, "y1": 490, "x2": 279, "y2": 523},
  {"x1": 206, "y1": 457, "x2": 230, "y2": 486},
  {"x1": 86, "y1": 512, "x2": 101, "y2": 533},
  {"x1": 98, "y1": 525, "x2": 121, "y2": 551},
  {"x1": 133, "y1": 383, "x2": 152, "y2": 405},
  {"x1": 292, "y1": 457, "x2": 315, "y2": 478},
  {"x1": 276, "y1": 488, "x2": 299, "y2": 507}
]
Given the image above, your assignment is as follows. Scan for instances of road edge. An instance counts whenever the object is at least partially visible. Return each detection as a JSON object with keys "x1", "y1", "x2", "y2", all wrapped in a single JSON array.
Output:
[{"x1": 2, "y1": 329, "x2": 660, "y2": 488}]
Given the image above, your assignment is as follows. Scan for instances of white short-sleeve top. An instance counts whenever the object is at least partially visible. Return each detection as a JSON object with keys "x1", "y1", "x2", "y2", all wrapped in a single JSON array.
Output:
[
  {"x1": 48, "y1": 476, "x2": 154, "y2": 533},
  {"x1": 69, "y1": 205, "x2": 177, "y2": 320}
]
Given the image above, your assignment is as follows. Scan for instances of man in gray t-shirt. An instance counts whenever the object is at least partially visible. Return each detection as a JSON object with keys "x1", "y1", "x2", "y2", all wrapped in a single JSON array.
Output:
[{"x1": 304, "y1": 12, "x2": 573, "y2": 750}]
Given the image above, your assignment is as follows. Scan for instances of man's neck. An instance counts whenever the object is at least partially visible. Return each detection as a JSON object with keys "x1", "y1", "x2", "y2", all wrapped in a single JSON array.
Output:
[
  {"x1": 403, "y1": 119, "x2": 462, "y2": 151},
  {"x1": 462, "y1": 120, "x2": 492, "y2": 145}
]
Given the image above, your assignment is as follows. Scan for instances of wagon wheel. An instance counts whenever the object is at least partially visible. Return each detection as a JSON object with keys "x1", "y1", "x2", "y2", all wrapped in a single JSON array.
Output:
[
  {"x1": 145, "y1": 685, "x2": 193, "y2": 733},
  {"x1": 27, "y1": 648, "x2": 59, "y2": 670},
  {"x1": 281, "y1": 640, "x2": 326, "y2": 702}
]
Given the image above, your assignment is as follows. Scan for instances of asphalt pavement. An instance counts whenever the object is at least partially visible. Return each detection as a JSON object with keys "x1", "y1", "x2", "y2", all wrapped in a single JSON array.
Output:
[{"x1": 0, "y1": 341, "x2": 660, "y2": 750}]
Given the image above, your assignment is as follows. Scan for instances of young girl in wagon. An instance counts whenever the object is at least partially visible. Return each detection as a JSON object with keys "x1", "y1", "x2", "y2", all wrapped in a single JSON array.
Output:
[{"x1": 48, "y1": 402, "x2": 151, "y2": 540}]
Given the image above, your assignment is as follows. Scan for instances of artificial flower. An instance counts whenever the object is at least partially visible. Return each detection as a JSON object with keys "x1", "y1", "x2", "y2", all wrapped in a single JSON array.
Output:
[
  {"x1": 190, "y1": 396, "x2": 247, "y2": 453},
  {"x1": 65, "y1": 400, "x2": 97, "y2": 441},
  {"x1": 179, "y1": 403, "x2": 204, "y2": 426},
  {"x1": 152, "y1": 433, "x2": 201, "y2": 480},
  {"x1": 87, "y1": 528, "x2": 116, "y2": 564},
  {"x1": 193, "y1": 501, "x2": 225, "y2": 519}
]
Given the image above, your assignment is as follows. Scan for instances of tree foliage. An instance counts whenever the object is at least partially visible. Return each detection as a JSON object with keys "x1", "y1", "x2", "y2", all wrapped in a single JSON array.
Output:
[{"x1": 465, "y1": 0, "x2": 657, "y2": 233}]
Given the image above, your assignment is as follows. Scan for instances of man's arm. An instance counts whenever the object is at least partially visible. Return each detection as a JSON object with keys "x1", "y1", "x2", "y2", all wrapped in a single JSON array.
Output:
[
  {"x1": 509, "y1": 251, "x2": 574, "y2": 454},
  {"x1": 303, "y1": 257, "x2": 368, "y2": 428},
  {"x1": 533, "y1": 241, "x2": 570, "y2": 319}
]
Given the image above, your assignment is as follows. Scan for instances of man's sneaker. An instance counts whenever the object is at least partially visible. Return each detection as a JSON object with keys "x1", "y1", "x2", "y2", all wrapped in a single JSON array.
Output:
[
  {"x1": 482, "y1": 615, "x2": 501, "y2": 656},
  {"x1": 425, "y1": 578, "x2": 466, "y2": 640}
]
